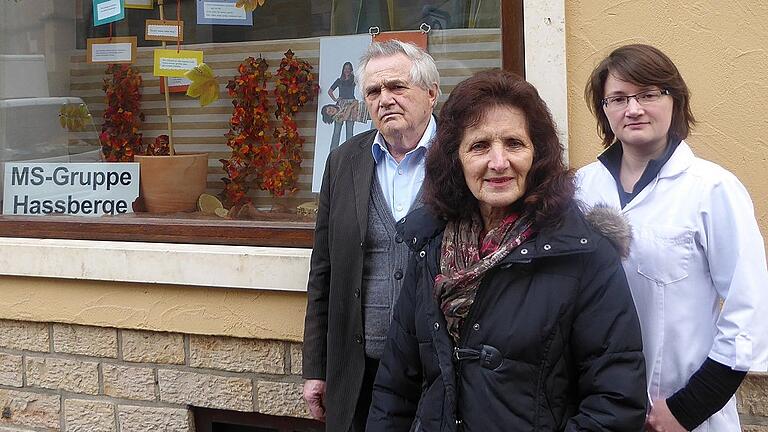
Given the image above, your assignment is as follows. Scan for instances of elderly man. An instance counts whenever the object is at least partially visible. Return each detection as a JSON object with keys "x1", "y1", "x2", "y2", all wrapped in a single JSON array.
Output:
[{"x1": 302, "y1": 40, "x2": 440, "y2": 432}]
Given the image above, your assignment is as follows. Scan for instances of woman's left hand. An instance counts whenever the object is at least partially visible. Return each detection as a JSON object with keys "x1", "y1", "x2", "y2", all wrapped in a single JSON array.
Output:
[{"x1": 645, "y1": 399, "x2": 687, "y2": 432}]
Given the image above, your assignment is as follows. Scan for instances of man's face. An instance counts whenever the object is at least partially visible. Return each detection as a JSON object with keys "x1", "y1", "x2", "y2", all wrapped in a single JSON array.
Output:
[{"x1": 362, "y1": 54, "x2": 438, "y2": 144}]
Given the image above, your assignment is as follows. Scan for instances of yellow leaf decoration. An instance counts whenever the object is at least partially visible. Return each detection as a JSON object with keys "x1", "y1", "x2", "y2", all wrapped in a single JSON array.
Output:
[
  {"x1": 185, "y1": 63, "x2": 220, "y2": 107},
  {"x1": 58, "y1": 103, "x2": 92, "y2": 131},
  {"x1": 235, "y1": 0, "x2": 266, "y2": 12}
]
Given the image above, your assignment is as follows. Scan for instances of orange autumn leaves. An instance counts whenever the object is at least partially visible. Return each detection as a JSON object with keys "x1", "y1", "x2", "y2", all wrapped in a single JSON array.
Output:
[
  {"x1": 221, "y1": 52, "x2": 318, "y2": 205},
  {"x1": 100, "y1": 64, "x2": 144, "y2": 162},
  {"x1": 222, "y1": 57, "x2": 272, "y2": 206},
  {"x1": 269, "y1": 49, "x2": 318, "y2": 198}
]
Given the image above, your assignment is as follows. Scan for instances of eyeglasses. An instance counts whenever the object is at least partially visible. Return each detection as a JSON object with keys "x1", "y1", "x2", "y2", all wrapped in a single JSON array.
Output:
[{"x1": 602, "y1": 89, "x2": 671, "y2": 111}]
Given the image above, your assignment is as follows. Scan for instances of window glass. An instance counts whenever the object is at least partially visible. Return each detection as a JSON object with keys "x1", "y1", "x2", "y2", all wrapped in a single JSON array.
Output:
[{"x1": 0, "y1": 1, "x2": 502, "y2": 239}]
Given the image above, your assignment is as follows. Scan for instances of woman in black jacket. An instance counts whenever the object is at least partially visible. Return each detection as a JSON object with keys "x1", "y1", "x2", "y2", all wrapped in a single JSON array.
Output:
[{"x1": 366, "y1": 69, "x2": 647, "y2": 431}]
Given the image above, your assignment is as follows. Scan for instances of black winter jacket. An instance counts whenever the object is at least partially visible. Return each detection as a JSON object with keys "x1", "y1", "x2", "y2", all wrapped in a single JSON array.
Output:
[{"x1": 366, "y1": 205, "x2": 647, "y2": 432}]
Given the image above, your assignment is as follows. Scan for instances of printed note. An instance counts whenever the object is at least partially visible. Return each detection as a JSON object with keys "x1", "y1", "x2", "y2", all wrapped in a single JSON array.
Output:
[
  {"x1": 145, "y1": 19, "x2": 184, "y2": 41},
  {"x1": 204, "y1": 2, "x2": 246, "y2": 19},
  {"x1": 125, "y1": 0, "x2": 153, "y2": 9},
  {"x1": 196, "y1": 0, "x2": 253, "y2": 26},
  {"x1": 93, "y1": 0, "x2": 125, "y2": 26},
  {"x1": 86, "y1": 37, "x2": 137, "y2": 64},
  {"x1": 153, "y1": 49, "x2": 204, "y2": 77}
]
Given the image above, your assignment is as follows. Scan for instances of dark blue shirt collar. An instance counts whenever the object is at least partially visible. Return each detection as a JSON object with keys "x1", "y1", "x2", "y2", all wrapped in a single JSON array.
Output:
[{"x1": 598, "y1": 137, "x2": 682, "y2": 208}]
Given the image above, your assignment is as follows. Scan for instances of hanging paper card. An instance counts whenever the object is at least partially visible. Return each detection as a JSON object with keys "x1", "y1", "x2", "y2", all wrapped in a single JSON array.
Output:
[
  {"x1": 374, "y1": 31, "x2": 428, "y2": 50},
  {"x1": 145, "y1": 19, "x2": 184, "y2": 41},
  {"x1": 125, "y1": 0, "x2": 153, "y2": 9},
  {"x1": 93, "y1": 0, "x2": 125, "y2": 26},
  {"x1": 196, "y1": 0, "x2": 254, "y2": 26},
  {"x1": 87, "y1": 37, "x2": 137, "y2": 64},
  {"x1": 160, "y1": 77, "x2": 191, "y2": 93},
  {"x1": 153, "y1": 49, "x2": 203, "y2": 77}
]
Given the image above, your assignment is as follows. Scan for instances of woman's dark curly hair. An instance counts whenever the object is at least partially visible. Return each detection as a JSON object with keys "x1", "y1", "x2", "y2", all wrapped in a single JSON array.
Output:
[
  {"x1": 320, "y1": 104, "x2": 338, "y2": 124},
  {"x1": 423, "y1": 69, "x2": 574, "y2": 229}
]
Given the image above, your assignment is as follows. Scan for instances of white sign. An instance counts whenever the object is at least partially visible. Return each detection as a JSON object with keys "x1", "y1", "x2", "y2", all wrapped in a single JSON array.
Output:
[
  {"x1": 126, "y1": 0, "x2": 153, "y2": 7},
  {"x1": 204, "y1": 2, "x2": 247, "y2": 19},
  {"x1": 166, "y1": 76, "x2": 192, "y2": 87},
  {"x1": 91, "y1": 43, "x2": 133, "y2": 63},
  {"x1": 147, "y1": 23, "x2": 180, "y2": 38},
  {"x1": 158, "y1": 57, "x2": 198, "y2": 71},
  {"x1": 3, "y1": 163, "x2": 140, "y2": 216},
  {"x1": 96, "y1": 0, "x2": 122, "y2": 20}
]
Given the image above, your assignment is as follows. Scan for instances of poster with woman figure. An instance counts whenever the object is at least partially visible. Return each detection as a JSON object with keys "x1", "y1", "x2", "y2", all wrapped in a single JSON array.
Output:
[{"x1": 311, "y1": 34, "x2": 373, "y2": 193}]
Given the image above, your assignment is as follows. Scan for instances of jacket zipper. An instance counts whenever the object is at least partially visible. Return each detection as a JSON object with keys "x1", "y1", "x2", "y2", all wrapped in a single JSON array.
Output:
[{"x1": 451, "y1": 269, "x2": 495, "y2": 431}]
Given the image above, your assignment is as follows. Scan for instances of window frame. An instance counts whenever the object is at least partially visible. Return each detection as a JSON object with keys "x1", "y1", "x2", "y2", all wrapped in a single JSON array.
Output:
[{"x1": 0, "y1": 0, "x2": 524, "y2": 248}]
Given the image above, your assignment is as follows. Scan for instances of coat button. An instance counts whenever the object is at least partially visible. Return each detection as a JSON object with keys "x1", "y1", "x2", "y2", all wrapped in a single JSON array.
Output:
[
  {"x1": 472, "y1": 323, "x2": 480, "y2": 331},
  {"x1": 354, "y1": 288, "x2": 360, "y2": 298},
  {"x1": 412, "y1": 237, "x2": 418, "y2": 245},
  {"x1": 360, "y1": 241, "x2": 364, "y2": 248},
  {"x1": 395, "y1": 235, "x2": 403, "y2": 243},
  {"x1": 355, "y1": 334, "x2": 363, "y2": 344},
  {"x1": 419, "y1": 251, "x2": 426, "y2": 258},
  {"x1": 543, "y1": 244, "x2": 551, "y2": 251},
  {"x1": 580, "y1": 238, "x2": 588, "y2": 244},
  {"x1": 520, "y1": 248, "x2": 528, "y2": 255},
  {"x1": 433, "y1": 322, "x2": 440, "y2": 330},
  {"x1": 394, "y1": 270, "x2": 403, "y2": 280}
]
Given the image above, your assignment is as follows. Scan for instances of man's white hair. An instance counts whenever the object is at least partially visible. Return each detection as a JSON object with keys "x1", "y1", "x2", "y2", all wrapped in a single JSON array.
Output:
[{"x1": 355, "y1": 39, "x2": 441, "y2": 103}]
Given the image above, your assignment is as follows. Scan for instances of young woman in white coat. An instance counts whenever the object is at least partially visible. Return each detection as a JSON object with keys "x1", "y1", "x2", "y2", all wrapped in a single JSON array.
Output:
[{"x1": 576, "y1": 44, "x2": 768, "y2": 432}]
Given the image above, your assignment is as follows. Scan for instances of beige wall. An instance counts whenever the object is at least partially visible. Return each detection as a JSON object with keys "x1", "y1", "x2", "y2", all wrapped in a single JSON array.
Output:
[
  {"x1": 566, "y1": 1, "x2": 768, "y2": 241},
  {"x1": 0, "y1": 277, "x2": 307, "y2": 341}
]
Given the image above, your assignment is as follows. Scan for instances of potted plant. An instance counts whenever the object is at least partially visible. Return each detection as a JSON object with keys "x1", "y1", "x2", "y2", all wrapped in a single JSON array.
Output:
[
  {"x1": 123, "y1": 0, "x2": 208, "y2": 213},
  {"x1": 100, "y1": 63, "x2": 208, "y2": 213}
]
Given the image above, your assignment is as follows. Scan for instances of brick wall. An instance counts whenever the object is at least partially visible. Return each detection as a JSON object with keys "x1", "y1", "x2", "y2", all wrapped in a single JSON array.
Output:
[
  {"x1": 0, "y1": 318, "x2": 766, "y2": 431},
  {"x1": 0, "y1": 319, "x2": 308, "y2": 431},
  {"x1": 739, "y1": 373, "x2": 768, "y2": 431}
]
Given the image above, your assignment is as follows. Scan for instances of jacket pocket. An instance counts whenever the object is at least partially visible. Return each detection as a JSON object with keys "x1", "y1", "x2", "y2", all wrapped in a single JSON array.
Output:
[{"x1": 634, "y1": 225, "x2": 694, "y2": 285}]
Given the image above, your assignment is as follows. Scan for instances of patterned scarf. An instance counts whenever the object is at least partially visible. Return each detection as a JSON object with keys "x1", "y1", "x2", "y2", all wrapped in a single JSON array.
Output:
[{"x1": 434, "y1": 211, "x2": 535, "y2": 343}]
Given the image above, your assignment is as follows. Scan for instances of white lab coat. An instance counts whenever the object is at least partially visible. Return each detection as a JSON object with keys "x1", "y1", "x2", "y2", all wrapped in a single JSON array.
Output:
[{"x1": 576, "y1": 141, "x2": 768, "y2": 432}]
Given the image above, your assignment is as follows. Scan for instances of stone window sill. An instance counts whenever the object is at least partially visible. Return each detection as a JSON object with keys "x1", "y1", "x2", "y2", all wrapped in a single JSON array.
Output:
[{"x1": 0, "y1": 237, "x2": 311, "y2": 291}]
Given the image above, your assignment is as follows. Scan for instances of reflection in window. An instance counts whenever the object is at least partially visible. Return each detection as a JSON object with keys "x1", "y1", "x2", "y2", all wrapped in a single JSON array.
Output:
[
  {"x1": 331, "y1": 0, "x2": 501, "y2": 35},
  {"x1": 1, "y1": 0, "x2": 502, "y2": 225},
  {"x1": 76, "y1": 1, "x2": 501, "y2": 48}
]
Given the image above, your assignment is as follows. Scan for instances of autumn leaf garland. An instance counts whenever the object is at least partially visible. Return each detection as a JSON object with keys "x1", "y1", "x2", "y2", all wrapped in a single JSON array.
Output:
[
  {"x1": 269, "y1": 49, "x2": 319, "y2": 196},
  {"x1": 100, "y1": 64, "x2": 144, "y2": 162},
  {"x1": 221, "y1": 51, "x2": 318, "y2": 206},
  {"x1": 221, "y1": 56, "x2": 272, "y2": 206}
]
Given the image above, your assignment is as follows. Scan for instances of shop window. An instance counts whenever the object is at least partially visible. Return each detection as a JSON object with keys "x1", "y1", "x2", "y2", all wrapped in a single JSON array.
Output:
[{"x1": 0, "y1": 0, "x2": 520, "y2": 247}]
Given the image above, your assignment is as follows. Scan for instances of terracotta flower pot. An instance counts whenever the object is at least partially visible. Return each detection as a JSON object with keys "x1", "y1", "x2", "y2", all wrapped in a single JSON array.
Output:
[{"x1": 135, "y1": 153, "x2": 208, "y2": 213}]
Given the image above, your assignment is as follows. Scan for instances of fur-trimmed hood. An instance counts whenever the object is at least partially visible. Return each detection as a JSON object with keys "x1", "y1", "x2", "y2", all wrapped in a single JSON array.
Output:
[{"x1": 584, "y1": 203, "x2": 632, "y2": 258}]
